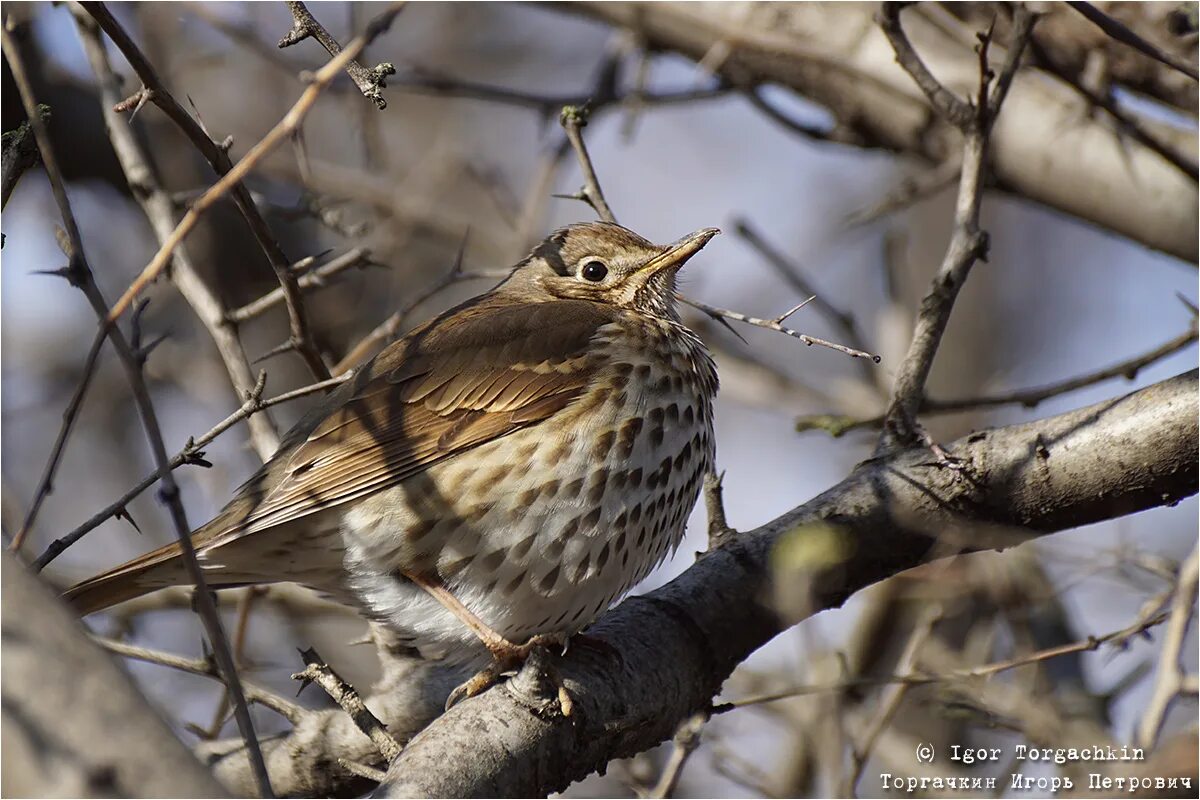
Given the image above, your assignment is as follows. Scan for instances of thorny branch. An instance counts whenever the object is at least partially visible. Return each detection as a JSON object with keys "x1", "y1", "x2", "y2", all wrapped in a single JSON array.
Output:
[
  {"x1": 1, "y1": 26, "x2": 274, "y2": 797},
  {"x1": 796, "y1": 320, "x2": 1197, "y2": 436},
  {"x1": 83, "y1": 1, "x2": 334, "y2": 382},
  {"x1": 31, "y1": 371, "x2": 349, "y2": 572},
  {"x1": 9, "y1": 327, "x2": 106, "y2": 554},
  {"x1": 71, "y1": 4, "x2": 282, "y2": 461},
  {"x1": 292, "y1": 648, "x2": 403, "y2": 763},
  {"x1": 94, "y1": 1, "x2": 403, "y2": 325},
  {"x1": 279, "y1": 0, "x2": 396, "y2": 109},
  {"x1": 878, "y1": 2, "x2": 1037, "y2": 448},
  {"x1": 732, "y1": 218, "x2": 879, "y2": 388}
]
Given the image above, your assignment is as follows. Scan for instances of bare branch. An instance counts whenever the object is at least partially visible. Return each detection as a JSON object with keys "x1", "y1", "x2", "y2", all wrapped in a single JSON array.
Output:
[
  {"x1": 366, "y1": 371, "x2": 1196, "y2": 799},
  {"x1": 95, "y1": 636, "x2": 305, "y2": 724},
  {"x1": 292, "y1": 648, "x2": 403, "y2": 763},
  {"x1": 225, "y1": 248, "x2": 376, "y2": 323},
  {"x1": 559, "y1": 104, "x2": 618, "y2": 224},
  {"x1": 1067, "y1": 1, "x2": 1199, "y2": 81},
  {"x1": 1, "y1": 106, "x2": 46, "y2": 209},
  {"x1": 1, "y1": 27, "x2": 274, "y2": 796},
  {"x1": 720, "y1": 593, "x2": 1173, "y2": 709},
  {"x1": 1027, "y1": 34, "x2": 1198, "y2": 182},
  {"x1": 82, "y1": 2, "x2": 335, "y2": 382},
  {"x1": 647, "y1": 713, "x2": 707, "y2": 798},
  {"x1": 71, "y1": 5, "x2": 281, "y2": 461},
  {"x1": 877, "y1": 3, "x2": 975, "y2": 128},
  {"x1": 1136, "y1": 545, "x2": 1200, "y2": 749},
  {"x1": 879, "y1": 4, "x2": 1037, "y2": 448},
  {"x1": 796, "y1": 321, "x2": 1197, "y2": 436},
  {"x1": 732, "y1": 218, "x2": 879, "y2": 387},
  {"x1": 278, "y1": 1, "x2": 397, "y2": 109},
  {"x1": 82, "y1": 2, "x2": 404, "y2": 381},
  {"x1": 680, "y1": 296, "x2": 880, "y2": 362},
  {"x1": 31, "y1": 372, "x2": 349, "y2": 572},
  {"x1": 9, "y1": 327, "x2": 106, "y2": 554}
]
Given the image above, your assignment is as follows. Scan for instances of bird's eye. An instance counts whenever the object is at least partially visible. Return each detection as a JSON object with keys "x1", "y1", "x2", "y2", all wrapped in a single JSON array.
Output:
[{"x1": 580, "y1": 260, "x2": 608, "y2": 282}]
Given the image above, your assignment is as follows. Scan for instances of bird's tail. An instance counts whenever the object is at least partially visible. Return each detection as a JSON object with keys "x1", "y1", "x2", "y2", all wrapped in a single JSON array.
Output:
[{"x1": 62, "y1": 540, "x2": 189, "y2": 616}]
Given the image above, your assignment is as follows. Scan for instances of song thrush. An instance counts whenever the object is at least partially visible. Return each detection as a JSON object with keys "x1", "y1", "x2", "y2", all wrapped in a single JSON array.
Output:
[{"x1": 64, "y1": 221, "x2": 719, "y2": 698}]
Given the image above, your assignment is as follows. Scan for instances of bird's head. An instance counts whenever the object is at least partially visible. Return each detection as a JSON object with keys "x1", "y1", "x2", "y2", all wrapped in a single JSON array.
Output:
[{"x1": 500, "y1": 222, "x2": 719, "y2": 318}]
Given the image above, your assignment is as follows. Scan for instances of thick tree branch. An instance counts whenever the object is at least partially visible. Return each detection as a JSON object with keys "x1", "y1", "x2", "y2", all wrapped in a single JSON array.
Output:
[
  {"x1": 206, "y1": 371, "x2": 1197, "y2": 796},
  {"x1": 1, "y1": 552, "x2": 228, "y2": 797},
  {"x1": 2, "y1": 26, "x2": 273, "y2": 795},
  {"x1": 372, "y1": 370, "x2": 1195, "y2": 798}
]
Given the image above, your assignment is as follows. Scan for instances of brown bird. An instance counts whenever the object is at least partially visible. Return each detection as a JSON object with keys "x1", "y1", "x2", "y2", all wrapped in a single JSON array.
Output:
[{"x1": 65, "y1": 222, "x2": 719, "y2": 699}]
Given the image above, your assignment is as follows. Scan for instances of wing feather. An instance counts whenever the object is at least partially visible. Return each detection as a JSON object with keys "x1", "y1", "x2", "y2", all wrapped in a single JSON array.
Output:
[{"x1": 198, "y1": 298, "x2": 616, "y2": 543}]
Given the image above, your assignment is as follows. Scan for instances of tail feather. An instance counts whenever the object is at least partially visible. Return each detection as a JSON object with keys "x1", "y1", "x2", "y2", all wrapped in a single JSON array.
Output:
[{"x1": 62, "y1": 540, "x2": 187, "y2": 616}]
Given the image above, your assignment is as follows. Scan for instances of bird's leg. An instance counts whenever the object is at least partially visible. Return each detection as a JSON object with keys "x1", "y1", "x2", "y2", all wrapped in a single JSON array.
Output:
[{"x1": 401, "y1": 571, "x2": 573, "y2": 712}]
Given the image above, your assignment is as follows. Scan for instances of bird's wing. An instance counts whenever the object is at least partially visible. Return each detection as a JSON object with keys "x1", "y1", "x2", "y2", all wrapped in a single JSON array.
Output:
[{"x1": 198, "y1": 298, "x2": 617, "y2": 546}]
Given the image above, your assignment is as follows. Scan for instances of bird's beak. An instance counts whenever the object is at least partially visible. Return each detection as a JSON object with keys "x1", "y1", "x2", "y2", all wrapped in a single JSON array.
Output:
[{"x1": 638, "y1": 227, "x2": 721, "y2": 275}]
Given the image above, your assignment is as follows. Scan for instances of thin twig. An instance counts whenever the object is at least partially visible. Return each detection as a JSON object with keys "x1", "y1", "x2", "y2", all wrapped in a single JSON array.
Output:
[
  {"x1": 720, "y1": 591, "x2": 1174, "y2": 710},
  {"x1": 278, "y1": 0, "x2": 396, "y2": 109},
  {"x1": 1067, "y1": 1, "x2": 1199, "y2": 81},
  {"x1": 2, "y1": 28, "x2": 274, "y2": 797},
  {"x1": 877, "y1": 3, "x2": 1037, "y2": 449},
  {"x1": 84, "y1": 1, "x2": 339, "y2": 382},
  {"x1": 681, "y1": 296, "x2": 879, "y2": 361},
  {"x1": 796, "y1": 321, "x2": 1197, "y2": 436},
  {"x1": 96, "y1": 1, "x2": 403, "y2": 322},
  {"x1": 32, "y1": 372, "x2": 349, "y2": 572},
  {"x1": 95, "y1": 636, "x2": 305, "y2": 723},
  {"x1": 559, "y1": 104, "x2": 617, "y2": 224},
  {"x1": 71, "y1": 5, "x2": 281, "y2": 461},
  {"x1": 842, "y1": 606, "x2": 941, "y2": 795},
  {"x1": 9, "y1": 327, "x2": 106, "y2": 553},
  {"x1": 332, "y1": 245, "x2": 507, "y2": 375},
  {"x1": 293, "y1": 647, "x2": 403, "y2": 762},
  {"x1": 1136, "y1": 545, "x2": 1199, "y2": 749},
  {"x1": 226, "y1": 248, "x2": 376, "y2": 323},
  {"x1": 647, "y1": 713, "x2": 707, "y2": 798},
  {"x1": 732, "y1": 218, "x2": 879, "y2": 388}
]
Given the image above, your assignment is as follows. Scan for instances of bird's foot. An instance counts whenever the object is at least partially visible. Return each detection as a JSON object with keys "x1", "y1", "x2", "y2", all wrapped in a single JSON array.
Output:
[{"x1": 444, "y1": 632, "x2": 575, "y2": 714}]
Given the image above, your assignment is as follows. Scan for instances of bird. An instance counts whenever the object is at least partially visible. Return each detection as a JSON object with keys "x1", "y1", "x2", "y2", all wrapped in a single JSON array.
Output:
[{"x1": 64, "y1": 221, "x2": 720, "y2": 702}]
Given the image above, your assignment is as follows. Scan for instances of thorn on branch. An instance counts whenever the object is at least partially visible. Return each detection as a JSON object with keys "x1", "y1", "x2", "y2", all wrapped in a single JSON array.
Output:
[
  {"x1": 277, "y1": 1, "x2": 398, "y2": 109},
  {"x1": 291, "y1": 647, "x2": 403, "y2": 762}
]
